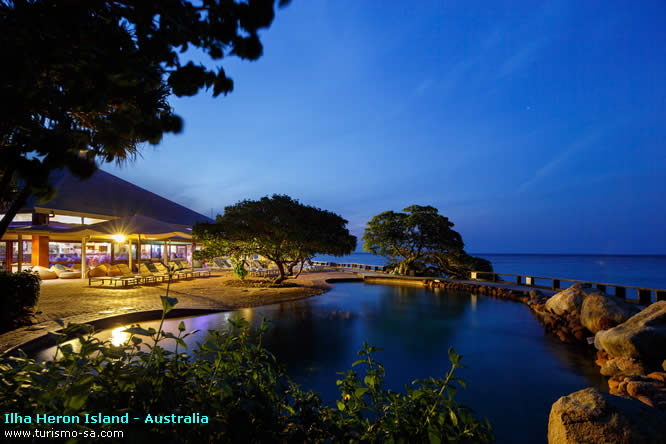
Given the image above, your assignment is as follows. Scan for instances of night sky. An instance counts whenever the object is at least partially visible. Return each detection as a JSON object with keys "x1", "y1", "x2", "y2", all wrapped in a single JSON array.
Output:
[{"x1": 105, "y1": 0, "x2": 666, "y2": 254}]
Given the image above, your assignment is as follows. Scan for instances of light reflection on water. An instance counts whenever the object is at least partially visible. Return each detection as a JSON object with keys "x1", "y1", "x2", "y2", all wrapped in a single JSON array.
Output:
[{"x1": 36, "y1": 283, "x2": 605, "y2": 443}]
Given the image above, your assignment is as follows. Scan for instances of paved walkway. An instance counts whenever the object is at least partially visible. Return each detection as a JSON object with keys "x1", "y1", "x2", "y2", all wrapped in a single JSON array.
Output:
[
  {"x1": 342, "y1": 268, "x2": 559, "y2": 296},
  {"x1": 0, "y1": 271, "x2": 357, "y2": 354}
]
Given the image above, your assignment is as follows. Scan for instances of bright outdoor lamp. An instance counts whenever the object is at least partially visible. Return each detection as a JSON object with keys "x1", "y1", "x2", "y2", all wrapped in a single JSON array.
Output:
[{"x1": 111, "y1": 234, "x2": 126, "y2": 243}]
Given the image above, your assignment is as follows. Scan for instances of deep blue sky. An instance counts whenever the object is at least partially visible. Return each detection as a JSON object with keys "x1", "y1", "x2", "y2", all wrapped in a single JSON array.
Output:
[{"x1": 106, "y1": 0, "x2": 666, "y2": 254}]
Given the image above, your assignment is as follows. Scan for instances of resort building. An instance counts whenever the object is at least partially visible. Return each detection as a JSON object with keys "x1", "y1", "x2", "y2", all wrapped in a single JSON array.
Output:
[{"x1": 0, "y1": 168, "x2": 212, "y2": 274}]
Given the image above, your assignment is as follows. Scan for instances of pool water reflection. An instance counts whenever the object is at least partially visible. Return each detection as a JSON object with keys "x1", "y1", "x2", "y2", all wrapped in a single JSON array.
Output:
[{"x1": 37, "y1": 282, "x2": 605, "y2": 443}]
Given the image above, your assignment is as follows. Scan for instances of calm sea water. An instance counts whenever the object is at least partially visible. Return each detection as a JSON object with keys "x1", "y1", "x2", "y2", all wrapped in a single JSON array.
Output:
[
  {"x1": 38, "y1": 282, "x2": 605, "y2": 443},
  {"x1": 314, "y1": 252, "x2": 666, "y2": 290}
]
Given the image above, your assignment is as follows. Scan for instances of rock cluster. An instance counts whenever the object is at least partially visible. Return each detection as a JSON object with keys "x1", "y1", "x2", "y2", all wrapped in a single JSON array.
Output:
[
  {"x1": 423, "y1": 280, "x2": 530, "y2": 303},
  {"x1": 427, "y1": 278, "x2": 666, "y2": 440},
  {"x1": 595, "y1": 301, "x2": 666, "y2": 368},
  {"x1": 607, "y1": 371, "x2": 666, "y2": 409},
  {"x1": 590, "y1": 301, "x2": 666, "y2": 409},
  {"x1": 528, "y1": 284, "x2": 597, "y2": 344},
  {"x1": 548, "y1": 387, "x2": 666, "y2": 444},
  {"x1": 581, "y1": 292, "x2": 639, "y2": 334}
]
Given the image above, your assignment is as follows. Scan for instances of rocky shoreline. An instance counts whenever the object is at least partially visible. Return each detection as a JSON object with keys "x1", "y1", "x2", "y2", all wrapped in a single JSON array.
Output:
[{"x1": 423, "y1": 278, "x2": 666, "y2": 443}]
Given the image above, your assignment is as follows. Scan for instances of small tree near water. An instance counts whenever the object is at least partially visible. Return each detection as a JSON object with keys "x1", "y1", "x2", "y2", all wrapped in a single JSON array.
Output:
[
  {"x1": 362, "y1": 205, "x2": 492, "y2": 278},
  {"x1": 193, "y1": 195, "x2": 357, "y2": 283}
]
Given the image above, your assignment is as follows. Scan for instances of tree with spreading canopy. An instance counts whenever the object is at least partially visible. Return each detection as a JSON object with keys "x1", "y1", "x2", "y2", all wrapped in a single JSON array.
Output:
[
  {"x1": 193, "y1": 195, "x2": 357, "y2": 284},
  {"x1": 0, "y1": 0, "x2": 290, "y2": 238},
  {"x1": 362, "y1": 205, "x2": 492, "y2": 278}
]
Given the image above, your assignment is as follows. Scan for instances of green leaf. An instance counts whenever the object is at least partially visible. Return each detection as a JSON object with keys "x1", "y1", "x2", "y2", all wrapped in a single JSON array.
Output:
[
  {"x1": 351, "y1": 359, "x2": 365, "y2": 367},
  {"x1": 450, "y1": 410, "x2": 458, "y2": 427},
  {"x1": 178, "y1": 321, "x2": 186, "y2": 332},
  {"x1": 160, "y1": 296, "x2": 178, "y2": 313},
  {"x1": 355, "y1": 387, "x2": 368, "y2": 398},
  {"x1": 428, "y1": 426, "x2": 441, "y2": 444},
  {"x1": 448, "y1": 347, "x2": 458, "y2": 364},
  {"x1": 124, "y1": 326, "x2": 152, "y2": 337},
  {"x1": 336, "y1": 400, "x2": 345, "y2": 411}
]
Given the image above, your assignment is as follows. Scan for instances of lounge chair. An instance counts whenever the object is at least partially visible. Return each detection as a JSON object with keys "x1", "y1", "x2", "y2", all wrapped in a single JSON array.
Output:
[
  {"x1": 184, "y1": 259, "x2": 211, "y2": 278},
  {"x1": 210, "y1": 258, "x2": 231, "y2": 271},
  {"x1": 155, "y1": 262, "x2": 190, "y2": 279},
  {"x1": 138, "y1": 263, "x2": 165, "y2": 284},
  {"x1": 49, "y1": 264, "x2": 80, "y2": 279},
  {"x1": 88, "y1": 263, "x2": 141, "y2": 287},
  {"x1": 247, "y1": 259, "x2": 270, "y2": 277},
  {"x1": 173, "y1": 259, "x2": 211, "y2": 278},
  {"x1": 144, "y1": 262, "x2": 170, "y2": 281}
]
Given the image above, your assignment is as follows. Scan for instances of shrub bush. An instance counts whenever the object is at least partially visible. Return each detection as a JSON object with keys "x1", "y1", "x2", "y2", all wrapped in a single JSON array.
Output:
[
  {"x1": 0, "y1": 270, "x2": 40, "y2": 327},
  {"x1": 0, "y1": 296, "x2": 493, "y2": 443},
  {"x1": 233, "y1": 261, "x2": 248, "y2": 280}
]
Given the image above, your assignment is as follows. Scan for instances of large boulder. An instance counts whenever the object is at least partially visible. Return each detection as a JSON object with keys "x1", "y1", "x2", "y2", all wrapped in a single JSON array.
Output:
[
  {"x1": 545, "y1": 284, "x2": 597, "y2": 316},
  {"x1": 548, "y1": 387, "x2": 666, "y2": 443},
  {"x1": 581, "y1": 292, "x2": 640, "y2": 334},
  {"x1": 596, "y1": 301, "x2": 666, "y2": 368}
]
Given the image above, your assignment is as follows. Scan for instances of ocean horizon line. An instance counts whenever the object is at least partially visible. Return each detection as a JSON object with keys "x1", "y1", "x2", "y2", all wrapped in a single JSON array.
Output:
[{"x1": 342, "y1": 252, "x2": 666, "y2": 257}]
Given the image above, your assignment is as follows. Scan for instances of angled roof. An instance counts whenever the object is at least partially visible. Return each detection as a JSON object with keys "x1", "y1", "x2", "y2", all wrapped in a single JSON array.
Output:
[
  {"x1": 21, "y1": 168, "x2": 212, "y2": 226},
  {"x1": 65, "y1": 215, "x2": 192, "y2": 240}
]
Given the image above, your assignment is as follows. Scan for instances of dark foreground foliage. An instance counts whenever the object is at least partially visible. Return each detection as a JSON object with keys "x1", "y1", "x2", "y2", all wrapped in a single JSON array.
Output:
[
  {"x1": 0, "y1": 270, "x2": 40, "y2": 330},
  {"x1": 0, "y1": 296, "x2": 493, "y2": 443}
]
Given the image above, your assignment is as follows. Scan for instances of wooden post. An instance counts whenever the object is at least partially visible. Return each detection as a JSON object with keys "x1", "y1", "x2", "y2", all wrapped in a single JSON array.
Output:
[
  {"x1": 163, "y1": 240, "x2": 168, "y2": 265},
  {"x1": 552, "y1": 279, "x2": 560, "y2": 290},
  {"x1": 128, "y1": 239, "x2": 132, "y2": 272},
  {"x1": 31, "y1": 235, "x2": 50, "y2": 268},
  {"x1": 136, "y1": 234, "x2": 141, "y2": 271},
  {"x1": 17, "y1": 234, "x2": 22, "y2": 272},
  {"x1": 81, "y1": 237, "x2": 87, "y2": 279},
  {"x1": 516, "y1": 275, "x2": 521, "y2": 285},
  {"x1": 656, "y1": 291, "x2": 666, "y2": 302},
  {"x1": 638, "y1": 289, "x2": 652, "y2": 305},
  {"x1": 4, "y1": 240, "x2": 11, "y2": 271},
  {"x1": 615, "y1": 286, "x2": 626, "y2": 299},
  {"x1": 596, "y1": 284, "x2": 606, "y2": 293},
  {"x1": 110, "y1": 242, "x2": 115, "y2": 265}
]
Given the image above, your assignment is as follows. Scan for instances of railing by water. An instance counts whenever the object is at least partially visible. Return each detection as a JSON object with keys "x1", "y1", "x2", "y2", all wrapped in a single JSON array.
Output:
[{"x1": 311, "y1": 261, "x2": 666, "y2": 305}]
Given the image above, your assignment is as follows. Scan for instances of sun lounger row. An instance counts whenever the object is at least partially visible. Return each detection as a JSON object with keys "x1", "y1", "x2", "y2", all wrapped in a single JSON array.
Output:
[
  {"x1": 88, "y1": 261, "x2": 210, "y2": 287},
  {"x1": 167, "y1": 259, "x2": 212, "y2": 278}
]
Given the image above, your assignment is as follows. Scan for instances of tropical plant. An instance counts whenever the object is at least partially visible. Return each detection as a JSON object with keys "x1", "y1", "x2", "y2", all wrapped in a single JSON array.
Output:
[
  {"x1": 0, "y1": 0, "x2": 290, "y2": 238},
  {"x1": 233, "y1": 261, "x2": 248, "y2": 280},
  {"x1": 362, "y1": 205, "x2": 493, "y2": 277},
  {"x1": 0, "y1": 269, "x2": 40, "y2": 330},
  {"x1": 193, "y1": 194, "x2": 356, "y2": 283},
  {"x1": 0, "y1": 291, "x2": 493, "y2": 442}
]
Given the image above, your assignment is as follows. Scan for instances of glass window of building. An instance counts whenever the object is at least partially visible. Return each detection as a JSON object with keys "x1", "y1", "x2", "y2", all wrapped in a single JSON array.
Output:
[
  {"x1": 49, "y1": 242, "x2": 82, "y2": 265},
  {"x1": 114, "y1": 242, "x2": 130, "y2": 262},
  {"x1": 85, "y1": 242, "x2": 112, "y2": 266},
  {"x1": 140, "y1": 244, "x2": 151, "y2": 260},
  {"x1": 12, "y1": 241, "x2": 32, "y2": 264},
  {"x1": 150, "y1": 244, "x2": 163, "y2": 261},
  {"x1": 0, "y1": 242, "x2": 6, "y2": 270},
  {"x1": 83, "y1": 217, "x2": 107, "y2": 225},
  {"x1": 0, "y1": 213, "x2": 32, "y2": 222},
  {"x1": 50, "y1": 215, "x2": 83, "y2": 224}
]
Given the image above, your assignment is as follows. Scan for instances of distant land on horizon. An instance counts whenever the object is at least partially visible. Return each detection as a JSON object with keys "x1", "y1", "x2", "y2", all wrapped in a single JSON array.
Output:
[{"x1": 347, "y1": 251, "x2": 666, "y2": 257}]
